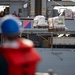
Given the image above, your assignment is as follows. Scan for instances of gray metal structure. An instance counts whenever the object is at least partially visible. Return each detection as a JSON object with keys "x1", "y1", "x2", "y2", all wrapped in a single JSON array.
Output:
[{"x1": 36, "y1": 48, "x2": 75, "y2": 75}]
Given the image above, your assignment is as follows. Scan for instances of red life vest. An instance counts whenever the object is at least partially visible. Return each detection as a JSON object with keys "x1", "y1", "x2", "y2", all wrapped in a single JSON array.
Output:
[{"x1": 0, "y1": 38, "x2": 41, "y2": 75}]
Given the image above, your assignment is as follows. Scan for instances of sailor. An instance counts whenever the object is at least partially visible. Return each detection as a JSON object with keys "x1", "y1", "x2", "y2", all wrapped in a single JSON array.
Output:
[{"x1": 0, "y1": 15, "x2": 41, "y2": 75}]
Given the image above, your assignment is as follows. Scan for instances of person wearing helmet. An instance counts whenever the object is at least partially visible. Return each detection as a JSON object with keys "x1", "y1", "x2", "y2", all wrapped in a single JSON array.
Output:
[{"x1": 0, "y1": 15, "x2": 41, "y2": 75}]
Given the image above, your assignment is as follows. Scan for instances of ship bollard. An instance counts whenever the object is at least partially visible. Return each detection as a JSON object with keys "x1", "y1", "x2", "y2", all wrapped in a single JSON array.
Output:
[
  {"x1": 48, "y1": 69, "x2": 53, "y2": 75},
  {"x1": 53, "y1": 73, "x2": 57, "y2": 75}
]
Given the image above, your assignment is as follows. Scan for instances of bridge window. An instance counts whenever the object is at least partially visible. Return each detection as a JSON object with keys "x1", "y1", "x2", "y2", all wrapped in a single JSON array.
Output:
[{"x1": 0, "y1": 5, "x2": 9, "y2": 17}]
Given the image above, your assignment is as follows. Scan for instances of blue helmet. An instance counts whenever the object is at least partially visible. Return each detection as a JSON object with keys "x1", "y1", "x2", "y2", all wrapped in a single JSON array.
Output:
[{"x1": 0, "y1": 15, "x2": 21, "y2": 35}]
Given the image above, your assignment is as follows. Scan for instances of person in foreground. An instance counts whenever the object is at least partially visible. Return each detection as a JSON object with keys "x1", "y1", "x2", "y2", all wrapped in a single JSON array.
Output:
[{"x1": 0, "y1": 15, "x2": 41, "y2": 75}]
